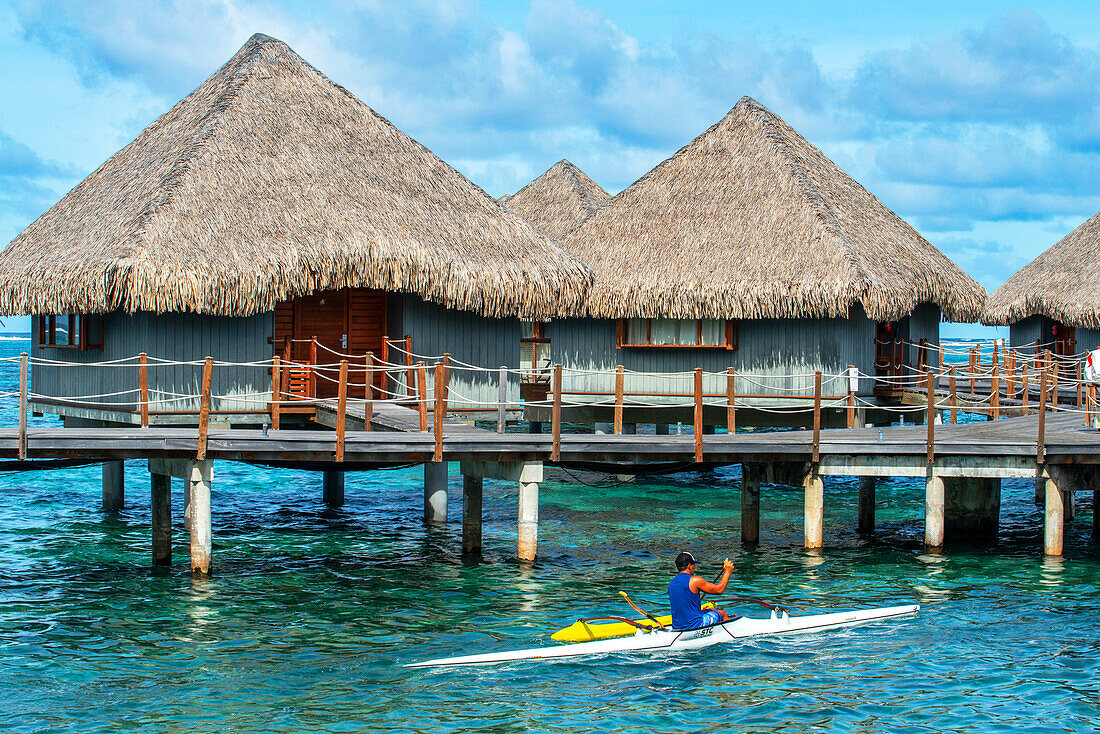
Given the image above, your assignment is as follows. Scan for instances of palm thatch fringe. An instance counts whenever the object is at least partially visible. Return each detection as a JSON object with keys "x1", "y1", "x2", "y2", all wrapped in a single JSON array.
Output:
[
  {"x1": 560, "y1": 97, "x2": 985, "y2": 322},
  {"x1": 0, "y1": 34, "x2": 591, "y2": 319},
  {"x1": 500, "y1": 160, "x2": 611, "y2": 241},
  {"x1": 984, "y1": 211, "x2": 1100, "y2": 328}
]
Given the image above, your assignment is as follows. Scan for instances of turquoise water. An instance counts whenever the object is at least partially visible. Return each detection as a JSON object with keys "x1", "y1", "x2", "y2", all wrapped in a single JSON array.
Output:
[{"x1": 1, "y1": 337, "x2": 1098, "y2": 732}]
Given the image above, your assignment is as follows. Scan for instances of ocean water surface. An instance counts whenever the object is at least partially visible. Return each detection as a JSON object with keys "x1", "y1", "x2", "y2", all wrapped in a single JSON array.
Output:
[{"x1": 0, "y1": 337, "x2": 1097, "y2": 732}]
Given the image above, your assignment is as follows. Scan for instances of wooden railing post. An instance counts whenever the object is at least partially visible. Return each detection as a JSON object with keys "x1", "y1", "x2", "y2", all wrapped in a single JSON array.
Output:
[
  {"x1": 1007, "y1": 351, "x2": 1016, "y2": 399},
  {"x1": 1022, "y1": 364, "x2": 1030, "y2": 415},
  {"x1": 551, "y1": 364, "x2": 562, "y2": 462},
  {"x1": 309, "y1": 336, "x2": 318, "y2": 398},
  {"x1": 366, "y1": 352, "x2": 376, "y2": 400},
  {"x1": 380, "y1": 336, "x2": 390, "y2": 399},
  {"x1": 969, "y1": 347, "x2": 976, "y2": 393},
  {"x1": 949, "y1": 366, "x2": 957, "y2": 424},
  {"x1": 404, "y1": 335, "x2": 413, "y2": 397},
  {"x1": 614, "y1": 365, "x2": 625, "y2": 434},
  {"x1": 917, "y1": 338, "x2": 927, "y2": 372},
  {"x1": 991, "y1": 363, "x2": 1000, "y2": 420},
  {"x1": 18, "y1": 352, "x2": 27, "y2": 461},
  {"x1": 846, "y1": 364, "x2": 855, "y2": 428},
  {"x1": 812, "y1": 370, "x2": 822, "y2": 463},
  {"x1": 1038, "y1": 368, "x2": 1048, "y2": 464},
  {"x1": 197, "y1": 356, "x2": 212, "y2": 460},
  {"x1": 1077, "y1": 363, "x2": 1083, "y2": 411},
  {"x1": 1049, "y1": 350, "x2": 1058, "y2": 410},
  {"x1": 726, "y1": 367, "x2": 736, "y2": 434},
  {"x1": 693, "y1": 368, "x2": 703, "y2": 463},
  {"x1": 497, "y1": 366, "x2": 508, "y2": 433},
  {"x1": 926, "y1": 370, "x2": 935, "y2": 463},
  {"x1": 270, "y1": 355, "x2": 280, "y2": 430},
  {"x1": 433, "y1": 361, "x2": 450, "y2": 463},
  {"x1": 417, "y1": 361, "x2": 428, "y2": 432},
  {"x1": 335, "y1": 359, "x2": 348, "y2": 462},
  {"x1": 139, "y1": 352, "x2": 149, "y2": 428}
]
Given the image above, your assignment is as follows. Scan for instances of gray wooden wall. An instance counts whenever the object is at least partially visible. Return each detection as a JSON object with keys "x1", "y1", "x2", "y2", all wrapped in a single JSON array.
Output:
[
  {"x1": 397, "y1": 295, "x2": 522, "y2": 408},
  {"x1": 32, "y1": 311, "x2": 273, "y2": 423}
]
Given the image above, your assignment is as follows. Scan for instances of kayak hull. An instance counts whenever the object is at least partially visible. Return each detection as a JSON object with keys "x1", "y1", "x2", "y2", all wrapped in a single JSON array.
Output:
[{"x1": 406, "y1": 604, "x2": 919, "y2": 668}]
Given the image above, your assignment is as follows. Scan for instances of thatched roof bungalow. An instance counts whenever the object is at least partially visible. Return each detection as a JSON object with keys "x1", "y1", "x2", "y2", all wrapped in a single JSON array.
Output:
[
  {"x1": 535, "y1": 98, "x2": 986, "y2": 423},
  {"x1": 1, "y1": 34, "x2": 590, "y2": 425},
  {"x1": 500, "y1": 160, "x2": 611, "y2": 241},
  {"x1": 983, "y1": 212, "x2": 1100, "y2": 357}
]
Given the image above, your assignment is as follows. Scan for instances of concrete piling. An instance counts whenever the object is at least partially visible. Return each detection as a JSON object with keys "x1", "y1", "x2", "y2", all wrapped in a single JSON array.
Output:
[
  {"x1": 924, "y1": 467, "x2": 945, "y2": 552},
  {"x1": 518, "y1": 479, "x2": 539, "y2": 562},
  {"x1": 803, "y1": 468, "x2": 823, "y2": 549},
  {"x1": 858, "y1": 476, "x2": 876, "y2": 535},
  {"x1": 188, "y1": 460, "x2": 213, "y2": 576},
  {"x1": 741, "y1": 464, "x2": 760, "y2": 545},
  {"x1": 150, "y1": 474, "x2": 171, "y2": 566},
  {"x1": 424, "y1": 462, "x2": 448, "y2": 524}
]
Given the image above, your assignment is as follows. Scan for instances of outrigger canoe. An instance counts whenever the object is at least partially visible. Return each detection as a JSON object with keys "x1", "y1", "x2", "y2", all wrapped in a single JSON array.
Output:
[{"x1": 406, "y1": 603, "x2": 919, "y2": 668}]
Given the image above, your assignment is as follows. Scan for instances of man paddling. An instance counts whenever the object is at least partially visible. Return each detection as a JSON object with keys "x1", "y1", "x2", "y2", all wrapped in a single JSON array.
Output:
[{"x1": 668, "y1": 552, "x2": 734, "y2": 629}]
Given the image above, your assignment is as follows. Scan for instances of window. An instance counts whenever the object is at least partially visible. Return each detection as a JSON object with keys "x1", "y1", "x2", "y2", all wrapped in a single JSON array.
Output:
[
  {"x1": 616, "y1": 318, "x2": 737, "y2": 350},
  {"x1": 38, "y1": 315, "x2": 103, "y2": 350}
]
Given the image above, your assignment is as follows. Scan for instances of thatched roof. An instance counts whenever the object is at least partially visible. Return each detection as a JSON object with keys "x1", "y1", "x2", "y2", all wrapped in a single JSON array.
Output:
[
  {"x1": 984, "y1": 212, "x2": 1100, "y2": 327},
  {"x1": 0, "y1": 34, "x2": 590, "y2": 319},
  {"x1": 500, "y1": 160, "x2": 611, "y2": 240},
  {"x1": 560, "y1": 97, "x2": 986, "y2": 321}
]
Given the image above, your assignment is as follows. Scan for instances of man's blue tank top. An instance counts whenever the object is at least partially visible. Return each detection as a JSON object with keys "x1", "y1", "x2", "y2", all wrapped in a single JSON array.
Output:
[{"x1": 668, "y1": 573, "x2": 703, "y2": 629}]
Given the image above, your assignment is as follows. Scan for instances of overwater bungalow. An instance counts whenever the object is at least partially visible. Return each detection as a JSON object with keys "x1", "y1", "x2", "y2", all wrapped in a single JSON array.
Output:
[
  {"x1": 516, "y1": 98, "x2": 986, "y2": 425},
  {"x1": 0, "y1": 34, "x2": 591, "y2": 427},
  {"x1": 983, "y1": 212, "x2": 1100, "y2": 359},
  {"x1": 499, "y1": 160, "x2": 611, "y2": 241}
]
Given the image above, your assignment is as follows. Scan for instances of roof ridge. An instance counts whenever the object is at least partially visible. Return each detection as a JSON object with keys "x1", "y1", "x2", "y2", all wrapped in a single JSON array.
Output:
[
  {"x1": 125, "y1": 35, "x2": 270, "y2": 278},
  {"x1": 741, "y1": 98, "x2": 872, "y2": 292},
  {"x1": 559, "y1": 160, "x2": 605, "y2": 215}
]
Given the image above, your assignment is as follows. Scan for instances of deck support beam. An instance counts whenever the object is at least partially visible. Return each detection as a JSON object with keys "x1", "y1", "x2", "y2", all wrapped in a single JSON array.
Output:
[
  {"x1": 462, "y1": 475, "x2": 483, "y2": 555},
  {"x1": 741, "y1": 464, "x2": 761, "y2": 545},
  {"x1": 323, "y1": 470, "x2": 345, "y2": 508},
  {"x1": 102, "y1": 461, "x2": 124, "y2": 512},
  {"x1": 150, "y1": 473, "x2": 171, "y2": 566},
  {"x1": 424, "y1": 462, "x2": 448, "y2": 525},
  {"x1": 924, "y1": 467, "x2": 945, "y2": 552},
  {"x1": 858, "y1": 476, "x2": 876, "y2": 535},
  {"x1": 803, "y1": 467, "x2": 823, "y2": 549}
]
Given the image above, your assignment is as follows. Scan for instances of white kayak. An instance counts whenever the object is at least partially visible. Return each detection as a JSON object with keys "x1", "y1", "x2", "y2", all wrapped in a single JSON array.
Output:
[{"x1": 406, "y1": 604, "x2": 919, "y2": 668}]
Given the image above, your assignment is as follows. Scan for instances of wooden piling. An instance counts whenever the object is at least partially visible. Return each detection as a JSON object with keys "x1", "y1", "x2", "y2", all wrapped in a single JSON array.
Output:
[
  {"x1": 497, "y1": 366, "x2": 507, "y2": 433},
  {"x1": 812, "y1": 370, "x2": 822, "y2": 463},
  {"x1": 196, "y1": 356, "x2": 212, "y2": 460},
  {"x1": 551, "y1": 364, "x2": 562, "y2": 462},
  {"x1": 18, "y1": 352, "x2": 27, "y2": 461},
  {"x1": 693, "y1": 368, "x2": 704, "y2": 463},
  {"x1": 323, "y1": 470, "x2": 345, "y2": 508},
  {"x1": 139, "y1": 353, "x2": 149, "y2": 428},
  {"x1": 926, "y1": 370, "x2": 935, "y2": 463},
  {"x1": 740, "y1": 464, "x2": 759, "y2": 545},
  {"x1": 413, "y1": 361, "x2": 426, "y2": 431},
  {"x1": 335, "y1": 359, "x2": 347, "y2": 462},
  {"x1": 463, "y1": 474, "x2": 483, "y2": 555},
  {"x1": 858, "y1": 476, "x2": 876, "y2": 535},
  {"x1": 614, "y1": 365, "x2": 624, "y2": 434},
  {"x1": 726, "y1": 368, "x2": 736, "y2": 433},
  {"x1": 949, "y1": 366, "x2": 957, "y2": 424},
  {"x1": 151, "y1": 473, "x2": 171, "y2": 566},
  {"x1": 270, "y1": 355, "x2": 280, "y2": 430}
]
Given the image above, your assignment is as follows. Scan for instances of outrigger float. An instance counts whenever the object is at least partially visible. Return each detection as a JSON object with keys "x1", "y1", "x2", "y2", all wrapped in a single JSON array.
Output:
[{"x1": 406, "y1": 600, "x2": 919, "y2": 668}]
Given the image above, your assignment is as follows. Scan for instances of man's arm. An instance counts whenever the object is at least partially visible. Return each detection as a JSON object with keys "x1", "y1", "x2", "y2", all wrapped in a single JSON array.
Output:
[{"x1": 689, "y1": 558, "x2": 735, "y2": 595}]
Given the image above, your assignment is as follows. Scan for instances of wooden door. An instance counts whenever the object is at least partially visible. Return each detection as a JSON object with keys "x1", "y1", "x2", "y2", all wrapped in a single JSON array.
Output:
[{"x1": 294, "y1": 289, "x2": 348, "y2": 399}]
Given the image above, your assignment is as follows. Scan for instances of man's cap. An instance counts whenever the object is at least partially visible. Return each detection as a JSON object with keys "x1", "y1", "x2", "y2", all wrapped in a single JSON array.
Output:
[{"x1": 675, "y1": 551, "x2": 696, "y2": 570}]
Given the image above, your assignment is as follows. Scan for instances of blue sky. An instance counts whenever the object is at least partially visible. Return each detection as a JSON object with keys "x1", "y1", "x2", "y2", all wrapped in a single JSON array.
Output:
[{"x1": 4, "y1": 2, "x2": 1100, "y2": 337}]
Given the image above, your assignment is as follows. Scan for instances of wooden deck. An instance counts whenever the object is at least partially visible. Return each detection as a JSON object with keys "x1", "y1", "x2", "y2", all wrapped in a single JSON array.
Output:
[{"x1": 2, "y1": 412, "x2": 1096, "y2": 470}]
